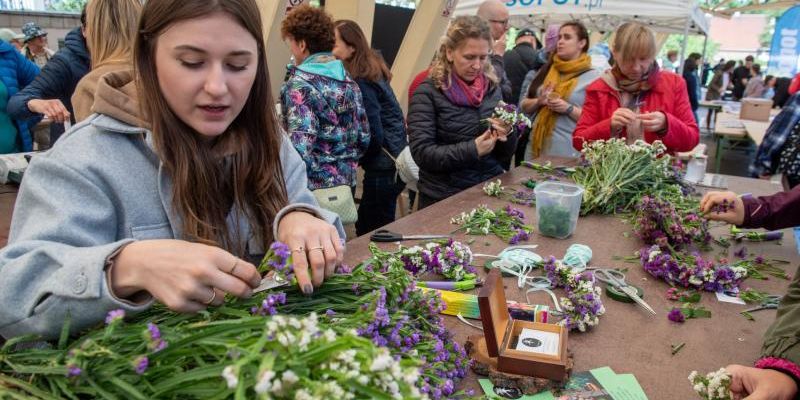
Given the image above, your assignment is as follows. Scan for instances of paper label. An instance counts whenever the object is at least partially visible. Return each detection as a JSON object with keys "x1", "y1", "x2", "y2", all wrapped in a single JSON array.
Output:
[
  {"x1": 715, "y1": 291, "x2": 746, "y2": 305},
  {"x1": 516, "y1": 328, "x2": 559, "y2": 356}
]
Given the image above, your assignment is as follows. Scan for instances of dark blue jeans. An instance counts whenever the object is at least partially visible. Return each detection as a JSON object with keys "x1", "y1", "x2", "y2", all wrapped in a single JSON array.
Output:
[{"x1": 355, "y1": 169, "x2": 405, "y2": 236}]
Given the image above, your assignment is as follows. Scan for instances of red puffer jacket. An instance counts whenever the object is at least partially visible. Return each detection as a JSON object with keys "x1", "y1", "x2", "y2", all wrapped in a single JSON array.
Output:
[{"x1": 573, "y1": 71, "x2": 699, "y2": 153}]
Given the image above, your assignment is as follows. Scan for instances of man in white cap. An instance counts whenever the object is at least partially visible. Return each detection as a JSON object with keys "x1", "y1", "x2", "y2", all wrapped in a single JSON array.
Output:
[
  {"x1": 476, "y1": 0, "x2": 513, "y2": 103},
  {"x1": 21, "y1": 22, "x2": 54, "y2": 68},
  {"x1": 0, "y1": 28, "x2": 25, "y2": 52}
]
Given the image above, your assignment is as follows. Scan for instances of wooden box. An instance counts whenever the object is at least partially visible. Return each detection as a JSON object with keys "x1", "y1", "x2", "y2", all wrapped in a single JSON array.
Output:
[
  {"x1": 478, "y1": 269, "x2": 569, "y2": 381},
  {"x1": 740, "y1": 98, "x2": 773, "y2": 122}
]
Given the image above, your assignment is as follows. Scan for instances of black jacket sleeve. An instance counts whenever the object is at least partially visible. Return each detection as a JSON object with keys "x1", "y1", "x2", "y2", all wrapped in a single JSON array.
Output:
[
  {"x1": 358, "y1": 80, "x2": 384, "y2": 162},
  {"x1": 491, "y1": 54, "x2": 514, "y2": 104},
  {"x1": 8, "y1": 56, "x2": 72, "y2": 121},
  {"x1": 684, "y1": 73, "x2": 699, "y2": 111},
  {"x1": 407, "y1": 85, "x2": 479, "y2": 173}
]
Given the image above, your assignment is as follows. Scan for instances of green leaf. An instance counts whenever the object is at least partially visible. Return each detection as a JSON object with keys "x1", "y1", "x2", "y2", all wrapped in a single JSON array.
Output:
[
  {"x1": 58, "y1": 312, "x2": 71, "y2": 350},
  {"x1": 679, "y1": 292, "x2": 701, "y2": 303},
  {"x1": 0, "y1": 374, "x2": 62, "y2": 400},
  {"x1": 108, "y1": 377, "x2": 148, "y2": 400},
  {"x1": 740, "y1": 311, "x2": 755, "y2": 321}
]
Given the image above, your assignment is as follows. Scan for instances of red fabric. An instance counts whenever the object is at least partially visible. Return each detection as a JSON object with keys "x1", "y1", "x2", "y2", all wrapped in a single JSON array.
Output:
[
  {"x1": 573, "y1": 71, "x2": 700, "y2": 154},
  {"x1": 755, "y1": 357, "x2": 800, "y2": 382},
  {"x1": 408, "y1": 69, "x2": 430, "y2": 108},
  {"x1": 789, "y1": 73, "x2": 800, "y2": 96}
]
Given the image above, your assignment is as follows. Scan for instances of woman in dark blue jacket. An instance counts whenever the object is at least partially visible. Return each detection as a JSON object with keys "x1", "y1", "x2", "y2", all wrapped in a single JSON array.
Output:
[
  {"x1": 682, "y1": 53, "x2": 702, "y2": 123},
  {"x1": 0, "y1": 39, "x2": 39, "y2": 153},
  {"x1": 8, "y1": 20, "x2": 90, "y2": 146},
  {"x1": 333, "y1": 19, "x2": 407, "y2": 235}
]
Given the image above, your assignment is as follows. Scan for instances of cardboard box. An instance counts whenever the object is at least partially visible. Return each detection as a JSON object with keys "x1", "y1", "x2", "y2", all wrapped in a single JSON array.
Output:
[
  {"x1": 740, "y1": 98, "x2": 773, "y2": 122},
  {"x1": 478, "y1": 269, "x2": 570, "y2": 381}
]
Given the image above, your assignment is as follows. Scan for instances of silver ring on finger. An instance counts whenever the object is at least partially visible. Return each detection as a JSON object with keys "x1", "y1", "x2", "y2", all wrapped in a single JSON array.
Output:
[{"x1": 203, "y1": 290, "x2": 217, "y2": 305}]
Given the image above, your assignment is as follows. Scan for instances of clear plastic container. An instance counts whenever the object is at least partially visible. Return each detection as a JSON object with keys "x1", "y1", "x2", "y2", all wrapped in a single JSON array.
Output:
[{"x1": 534, "y1": 181, "x2": 584, "y2": 239}]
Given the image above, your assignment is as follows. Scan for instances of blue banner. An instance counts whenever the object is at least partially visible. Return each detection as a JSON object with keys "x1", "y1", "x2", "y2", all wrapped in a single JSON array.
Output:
[{"x1": 768, "y1": 5, "x2": 800, "y2": 77}]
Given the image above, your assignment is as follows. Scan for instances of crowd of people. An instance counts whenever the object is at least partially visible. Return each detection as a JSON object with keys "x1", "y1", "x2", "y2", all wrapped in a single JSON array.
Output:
[{"x1": 0, "y1": 0, "x2": 798, "y2": 398}]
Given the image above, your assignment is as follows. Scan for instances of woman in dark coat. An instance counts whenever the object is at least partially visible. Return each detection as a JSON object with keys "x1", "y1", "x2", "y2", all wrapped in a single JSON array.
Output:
[
  {"x1": 407, "y1": 16, "x2": 518, "y2": 208},
  {"x1": 333, "y1": 19, "x2": 407, "y2": 235}
]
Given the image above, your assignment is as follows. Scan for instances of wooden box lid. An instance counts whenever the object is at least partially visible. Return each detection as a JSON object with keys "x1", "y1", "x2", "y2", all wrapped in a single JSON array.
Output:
[{"x1": 478, "y1": 269, "x2": 511, "y2": 357}]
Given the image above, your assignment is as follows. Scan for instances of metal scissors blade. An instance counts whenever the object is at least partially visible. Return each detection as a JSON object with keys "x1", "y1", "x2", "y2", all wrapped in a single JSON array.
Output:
[
  {"x1": 621, "y1": 285, "x2": 657, "y2": 315},
  {"x1": 254, "y1": 274, "x2": 289, "y2": 293},
  {"x1": 744, "y1": 295, "x2": 782, "y2": 313}
]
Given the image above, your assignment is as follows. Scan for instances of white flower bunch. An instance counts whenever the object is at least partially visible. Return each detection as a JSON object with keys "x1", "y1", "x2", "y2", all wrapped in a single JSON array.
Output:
[
  {"x1": 482, "y1": 179, "x2": 505, "y2": 197},
  {"x1": 491, "y1": 101, "x2": 532, "y2": 132},
  {"x1": 240, "y1": 313, "x2": 426, "y2": 399},
  {"x1": 688, "y1": 368, "x2": 734, "y2": 400}
]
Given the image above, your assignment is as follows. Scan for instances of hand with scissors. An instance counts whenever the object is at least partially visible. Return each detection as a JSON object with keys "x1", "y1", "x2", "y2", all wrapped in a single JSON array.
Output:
[{"x1": 592, "y1": 268, "x2": 656, "y2": 315}]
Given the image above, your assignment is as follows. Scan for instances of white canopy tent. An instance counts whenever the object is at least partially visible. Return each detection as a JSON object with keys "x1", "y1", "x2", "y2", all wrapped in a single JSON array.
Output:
[
  {"x1": 455, "y1": 0, "x2": 709, "y2": 73},
  {"x1": 454, "y1": 0, "x2": 709, "y2": 35}
]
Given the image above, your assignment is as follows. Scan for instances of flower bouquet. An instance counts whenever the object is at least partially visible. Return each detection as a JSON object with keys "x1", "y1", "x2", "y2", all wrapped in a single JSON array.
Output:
[
  {"x1": 689, "y1": 369, "x2": 734, "y2": 400},
  {"x1": 450, "y1": 205, "x2": 534, "y2": 244},
  {"x1": 542, "y1": 257, "x2": 606, "y2": 332},
  {"x1": 632, "y1": 195, "x2": 711, "y2": 250},
  {"x1": 640, "y1": 245, "x2": 748, "y2": 292},
  {"x1": 572, "y1": 139, "x2": 681, "y2": 215},
  {"x1": 0, "y1": 243, "x2": 474, "y2": 399},
  {"x1": 487, "y1": 101, "x2": 531, "y2": 134}
]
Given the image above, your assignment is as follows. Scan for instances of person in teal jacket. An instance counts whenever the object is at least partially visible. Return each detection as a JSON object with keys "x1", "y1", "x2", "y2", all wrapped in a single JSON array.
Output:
[{"x1": 279, "y1": 5, "x2": 369, "y2": 191}]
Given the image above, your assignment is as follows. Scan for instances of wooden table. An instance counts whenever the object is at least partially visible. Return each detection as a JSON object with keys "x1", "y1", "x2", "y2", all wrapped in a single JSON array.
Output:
[
  {"x1": 713, "y1": 112, "x2": 771, "y2": 173},
  {"x1": 1, "y1": 163, "x2": 796, "y2": 399},
  {"x1": 699, "y1": 100, "x2": 724, "y2": 131},
  {"x1": 344, "y1": 161, "x2": 796, "y2": 400}
]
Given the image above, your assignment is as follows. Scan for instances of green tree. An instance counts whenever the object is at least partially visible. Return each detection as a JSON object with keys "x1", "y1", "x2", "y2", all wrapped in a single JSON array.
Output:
[
  {"x1": 659, "y1": 34, "x2": 721, "y2": 62},
  {"x1": 48, "y1": 0, "x2": 87, "y2": 12}
]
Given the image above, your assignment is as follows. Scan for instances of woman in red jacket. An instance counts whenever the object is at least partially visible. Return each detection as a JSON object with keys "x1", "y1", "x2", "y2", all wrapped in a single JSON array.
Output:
[{"x1": 573, "y1": 22, "x2": 699, "y2": 153}]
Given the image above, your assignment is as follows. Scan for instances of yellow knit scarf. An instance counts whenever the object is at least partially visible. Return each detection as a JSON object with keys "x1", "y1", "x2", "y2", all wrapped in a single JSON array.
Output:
[{"x1": 530, "y1": 53, "x2": 592, "y2": 158}]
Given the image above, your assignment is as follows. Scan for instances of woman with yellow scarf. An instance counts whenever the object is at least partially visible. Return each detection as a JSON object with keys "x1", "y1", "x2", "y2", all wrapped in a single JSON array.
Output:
[{"x1": 520, "y1": 21, "x2": 598, "y2": 159}]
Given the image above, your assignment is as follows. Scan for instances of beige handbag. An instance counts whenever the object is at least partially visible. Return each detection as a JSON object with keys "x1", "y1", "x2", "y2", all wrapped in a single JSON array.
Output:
[{"x1": 312, "y1": 185, "x2": 358, "y2": 225}]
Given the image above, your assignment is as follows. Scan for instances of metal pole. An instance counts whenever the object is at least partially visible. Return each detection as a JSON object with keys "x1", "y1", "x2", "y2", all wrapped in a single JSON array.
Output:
[{"x1": 678, "y1": 11, "x2": 691, "y2": 75}]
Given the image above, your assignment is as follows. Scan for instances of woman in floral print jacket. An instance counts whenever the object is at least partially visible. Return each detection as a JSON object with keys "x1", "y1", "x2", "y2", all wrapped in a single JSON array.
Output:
[{"x1": 280, "y1": 5, "x2": 369, "y2": 190}]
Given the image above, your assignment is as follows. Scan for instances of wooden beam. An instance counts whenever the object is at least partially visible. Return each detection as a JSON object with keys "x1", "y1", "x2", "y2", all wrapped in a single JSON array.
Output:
[
  {"x1": 391, "y1": 0, "x2": 457, "y2": 114},
  {"x1": 256, "y1": 0, "x2": 308, "y2": 105},
  {"x1": 325, "y1": 0, "x2": 376, "y2": 44}
]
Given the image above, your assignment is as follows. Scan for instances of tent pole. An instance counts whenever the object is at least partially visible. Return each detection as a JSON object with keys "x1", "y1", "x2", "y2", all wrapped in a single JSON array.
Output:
[{"x1": 678, "y1": 10, "x2": 691, "y2": 75}]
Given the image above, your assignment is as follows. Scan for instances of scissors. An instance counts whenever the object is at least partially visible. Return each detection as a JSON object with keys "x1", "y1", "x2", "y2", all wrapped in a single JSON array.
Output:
[
  {"x1": 253, "y1": 272, "x2": 289, "y2": 294},
  {"x1": 593, "y1": 269, "x2": 657, "y2": 315},
  {"x1": 744, "y1": 295, "x2": 782, "y2": 313},
  {"x1": 369, "y1": 229, "x2": 450, "y2": 243}
]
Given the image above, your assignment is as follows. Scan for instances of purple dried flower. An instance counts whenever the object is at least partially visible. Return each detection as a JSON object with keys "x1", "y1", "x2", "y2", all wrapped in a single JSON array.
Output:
[
  {"x1": 105, "y1": 309, "x2": 125, "y2": 325},
  {"x1": 734, "y1": 247, "x2": 747, "y2": 259},
  {"x1": 66, "y1": 364, "x2": 81, "y2": 377},
  {"x1": 134, "y1": 356, "x2": 149, "y2": 375},
  {"x1": 251, "y1": 292, "x2": 287, "y2": 316},
  {"x1": 145, "y1": 322, "x2": 168, "y2": 352},
  {"x1": 668, "y1": 308, "x2": 685, "y2": 323}
]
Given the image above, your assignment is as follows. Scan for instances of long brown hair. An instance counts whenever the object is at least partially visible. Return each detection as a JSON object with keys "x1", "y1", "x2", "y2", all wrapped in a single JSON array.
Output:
[
  {"x1": 135, "y1": 0, "x2": 288, "y2": 254},
  {"x1": 334, "y1": 19, "x2": 391, "y2": 82},
  {"x1": 527, "y1": 21, "x2": 589, "y2": 99}
]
